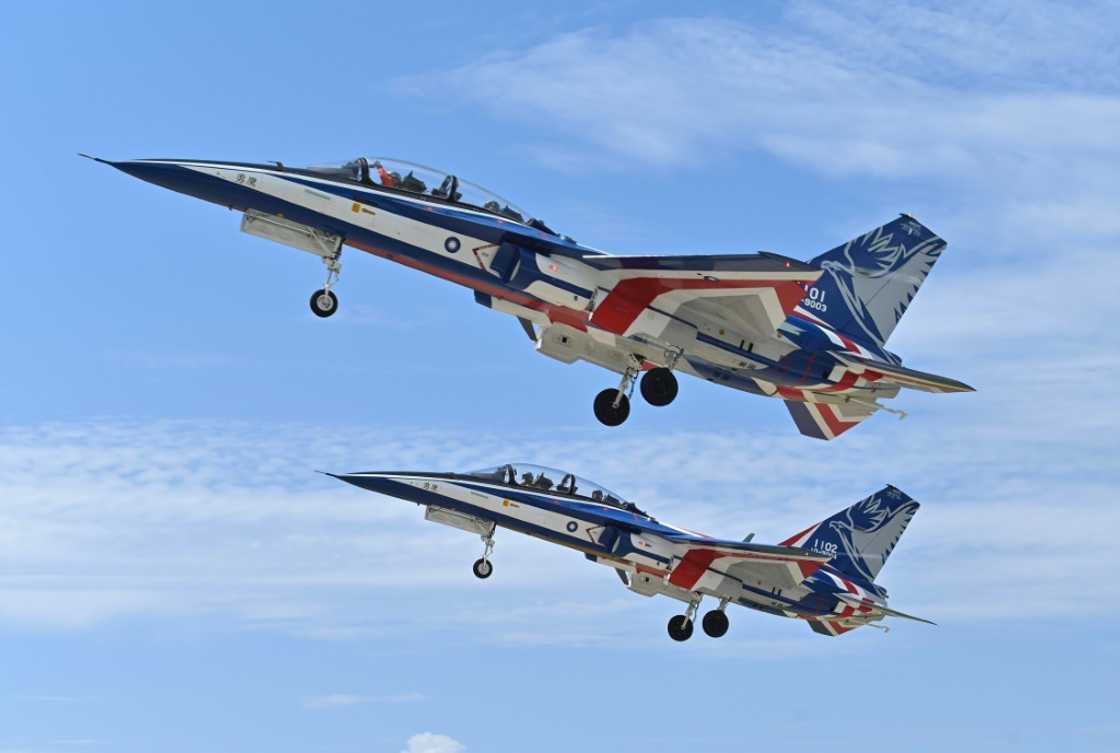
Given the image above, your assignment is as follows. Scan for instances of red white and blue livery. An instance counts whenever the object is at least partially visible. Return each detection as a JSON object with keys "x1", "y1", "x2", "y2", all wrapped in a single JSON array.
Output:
[
  {"x1": 329, "y1": 462, "x2": 933, "y2": 640},
  {"x1": 88, "y1": 154, "x2": 973, "y2": 438}
]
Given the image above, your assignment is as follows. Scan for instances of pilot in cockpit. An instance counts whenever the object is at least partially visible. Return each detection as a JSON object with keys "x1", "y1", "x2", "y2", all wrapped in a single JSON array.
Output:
[
  {"x1": 520, "y1": 472, "x2": 535, "y2": 486},
  {"x1": 372, "y1": 160, "x2": 399, "y2": 188}
]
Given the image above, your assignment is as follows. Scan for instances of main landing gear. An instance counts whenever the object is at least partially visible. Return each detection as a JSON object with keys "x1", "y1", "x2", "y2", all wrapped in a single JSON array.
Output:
[
  {"x1": 667, "y1": 599, "x2": 730, "y2": 641},
  {"x1": 472, "y1": 531, "x2": 496, "y2": 579},
  {"x1": 640, "y1": 367, "x2": 678, "y2": 407},
  {"x1": 594, "y1": 363, "x2": 680, "y2": 427},
  {"x1": 309, "y1": 254, "x2": 342, "y2": 318}
]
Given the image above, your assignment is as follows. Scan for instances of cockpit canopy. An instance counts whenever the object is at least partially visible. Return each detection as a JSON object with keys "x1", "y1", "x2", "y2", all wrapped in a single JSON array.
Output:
[
  {"x1": 304, "y1": 157, "x2": 543, "y2": 228},
  {"x1": 465, "y1": 462, "x2": 652, "y2": 518}
]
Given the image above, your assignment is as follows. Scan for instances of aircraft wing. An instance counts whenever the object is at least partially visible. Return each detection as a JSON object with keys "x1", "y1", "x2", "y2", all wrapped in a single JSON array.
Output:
[
  {"x1": 833, "y1": 352, "x2": 974, "y2": 393},
  {"x1": 584, "y1": 253, "x2": 821, "y2": 342},
  {"x1": 663, "y1": 535, "x2": 829, "y2": 594}
]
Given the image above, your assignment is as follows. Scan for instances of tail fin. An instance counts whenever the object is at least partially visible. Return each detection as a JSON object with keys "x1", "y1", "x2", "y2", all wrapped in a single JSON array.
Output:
[
  {"x1": 802, "y1": 215, "x2": 946, "y2": 352},
  {"x1": 780, "y1": 486, "x2": 919, "y2": 584}
]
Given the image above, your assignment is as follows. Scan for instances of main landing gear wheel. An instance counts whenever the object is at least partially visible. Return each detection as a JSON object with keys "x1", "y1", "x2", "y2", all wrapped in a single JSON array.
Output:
[
  {"x1": 594, "y1": 389, "x2": 630, "y2": 427},
  {"x1": 472, "y1": 558, "x2": 493, "y2": 579},
  {"x1": 702, "y1": 609, "x2": 730, "y2": 638},
  {"x1": 640, "y1": 368, "x2": 678, "y2": 407},
  {"x1": 667, "y1": 614, "x2": 694, "y2": 642},
  {"x1": 309, "y1": 288, "x2": 338, "y2": 318}
]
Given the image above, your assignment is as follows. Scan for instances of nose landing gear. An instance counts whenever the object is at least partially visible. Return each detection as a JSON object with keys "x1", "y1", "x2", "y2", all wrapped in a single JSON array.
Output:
[
  {"x1": 472, "y1": 531, "x2": 496, "y2": 579},
  {"x1": 309, "y1": 255, "x2": 342, "y2": 318}
]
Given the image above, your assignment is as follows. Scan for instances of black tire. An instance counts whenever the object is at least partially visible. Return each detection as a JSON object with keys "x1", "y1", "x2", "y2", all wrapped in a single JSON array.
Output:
[
  {"x1": 667, "y1": 614, "x2": 693, "y2": 642},
  {"x1": 310, "y1": 289, "x2": 338, "y2": 318},
  {"x1": 472, "y1": 558, "x2": 493, "y2": 579},
  {"x1": 640, "y1": 368, "x2": 678, "y2": 407},
  {"x1": 702, "y1": 609, "x2": 729, "y2": 638},
  {"x1": 593, "y1": 388, "x2": 631, "y2": 427}
]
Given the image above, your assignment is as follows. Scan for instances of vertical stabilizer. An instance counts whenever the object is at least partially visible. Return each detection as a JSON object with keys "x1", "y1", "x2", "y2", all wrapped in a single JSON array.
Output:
[
  {"x1": 780, "y1": 486, "x2": 919, "y2": 584},
  {"x1": 802, "y1": 215, "x2": 946, "y2": 353}
]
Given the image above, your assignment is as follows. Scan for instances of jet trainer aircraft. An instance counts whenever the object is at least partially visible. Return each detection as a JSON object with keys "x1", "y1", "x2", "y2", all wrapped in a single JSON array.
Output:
[
  {"x1": 329, "y1": 462, "x2": 932, "y2": 639},
  {"x1": 88, "y1": 154, "x2": 973, "y2": 439}
]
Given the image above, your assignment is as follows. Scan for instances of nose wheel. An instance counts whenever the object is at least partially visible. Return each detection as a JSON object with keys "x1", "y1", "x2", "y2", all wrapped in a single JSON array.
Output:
[
  {"x1": 309, "y1": 289, "x2": 338, "y2": 318},
  {"x1": 309, "y1": 254, "x2": 342, "y2": 318},
  {"x1": 472, "y1": 532, "x2": 495, "y2": 579},
  {"x1": 472, "y1": 558, "x2": 493, "y2": 579}
]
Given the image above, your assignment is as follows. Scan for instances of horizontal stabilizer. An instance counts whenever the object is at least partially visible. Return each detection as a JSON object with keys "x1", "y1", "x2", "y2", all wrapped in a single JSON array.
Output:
[
  {"x1": 785, "y1": 399, "x2": 876, "y2": 441},
  {"x1": 835, "y1": 593, "x2": 936, "y2": 625},
  {"x1": 835, "y1": 352, "x2": 974, "y2": 393}
]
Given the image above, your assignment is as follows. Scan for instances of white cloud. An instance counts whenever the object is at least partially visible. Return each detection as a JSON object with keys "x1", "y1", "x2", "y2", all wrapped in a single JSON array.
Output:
[
  {"x1": 401, "y1": 733, "x2": 465, "y2": 753},
  {"x1": 302, "y1": 692, "x2": 424, "y2": 709},
  {"x1": 400, "y1": 4, "x2": 1120, "y2": 249}
]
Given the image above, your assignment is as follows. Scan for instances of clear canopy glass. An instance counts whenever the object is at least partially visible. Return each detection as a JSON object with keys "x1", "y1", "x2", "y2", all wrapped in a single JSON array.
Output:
[
  {"x1": 304, "y1": 157, "x2": 536, "y2": 225},
  {"x1": 465, "y1": 463, "x2": 650, "y2": 517}
]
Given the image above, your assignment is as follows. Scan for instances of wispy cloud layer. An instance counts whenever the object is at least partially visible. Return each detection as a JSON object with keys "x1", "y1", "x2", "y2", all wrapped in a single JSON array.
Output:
[
  {"x1": 0, "y1": 414, "x2": 1116, "y2": 642},
  {"x1": 303, "y1": 692, "x2": 424, "y2": 710},
  {"x1": 400, "y1": 2, "x2": 1120, "y2": 247}
]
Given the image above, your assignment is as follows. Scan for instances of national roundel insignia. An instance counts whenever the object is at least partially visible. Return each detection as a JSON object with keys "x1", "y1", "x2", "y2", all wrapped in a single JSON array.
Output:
[{"x1": 444, "y1": 237, "x2": 461, "y2": 253}]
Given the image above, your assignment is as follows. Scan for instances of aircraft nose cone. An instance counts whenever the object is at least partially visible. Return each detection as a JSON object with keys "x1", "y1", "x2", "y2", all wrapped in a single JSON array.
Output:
[
  {"x1": 94, "y1": 157, "x2": 237, "y2": 208},
  {"x1": 325, "y1": 472, "x2": 413, "y2": 497},
  {"x1": 107, "y1": 160, "x2": 193, "y2": 191}
]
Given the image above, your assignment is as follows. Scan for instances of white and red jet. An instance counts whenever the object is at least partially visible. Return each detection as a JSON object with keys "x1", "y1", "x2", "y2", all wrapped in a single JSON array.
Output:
[
  {"x1": 330, "y1": 462, "x2": 934, "y2": 640},
  {"x1": 89, "y1": 155, "x2": 972, "y2": 438}
]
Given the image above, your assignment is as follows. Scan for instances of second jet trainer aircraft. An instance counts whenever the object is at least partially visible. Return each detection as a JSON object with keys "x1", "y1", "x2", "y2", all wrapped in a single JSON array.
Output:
[
  {"x1": 329, "y1": 462, "x2": 932, "y2": 639},
  {"x1": 89, "y1": 155, "x2": 973, "y2": 439}
]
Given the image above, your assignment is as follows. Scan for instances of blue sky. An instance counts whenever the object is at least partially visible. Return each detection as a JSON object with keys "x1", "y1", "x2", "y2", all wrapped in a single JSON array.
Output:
[{"x1": 2, "y1": 2, "x2": 1119, "y2": 752}]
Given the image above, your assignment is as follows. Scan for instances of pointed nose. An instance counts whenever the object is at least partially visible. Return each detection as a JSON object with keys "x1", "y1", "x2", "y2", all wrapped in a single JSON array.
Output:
[
  {"x1": 325, "y1": 472, "x2": 431, "y2": 503},
  {"x1": 94, "y1": 158, "x2": 243, "y2": 208},
  {"x1": 108, "y1": 159, "x2": 207, "y2": 194}
]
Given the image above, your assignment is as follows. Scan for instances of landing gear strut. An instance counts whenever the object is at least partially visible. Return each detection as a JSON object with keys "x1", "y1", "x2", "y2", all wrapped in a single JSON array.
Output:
[
  {"x1": 640, "y1": 367, "x2": 678, "y2": 407},
  {"x1": 667, "y1": 598, "x2": 701, "y2": 642},
  {"x1": 309, "y1": 254, "x2": 342, "y2": 318},
  {"x1": 594, "y1": 358, "x2": 641, "y2": 427},
  {"x1": 472, "y1": 531, "x2": 495, "y2": 579}
]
